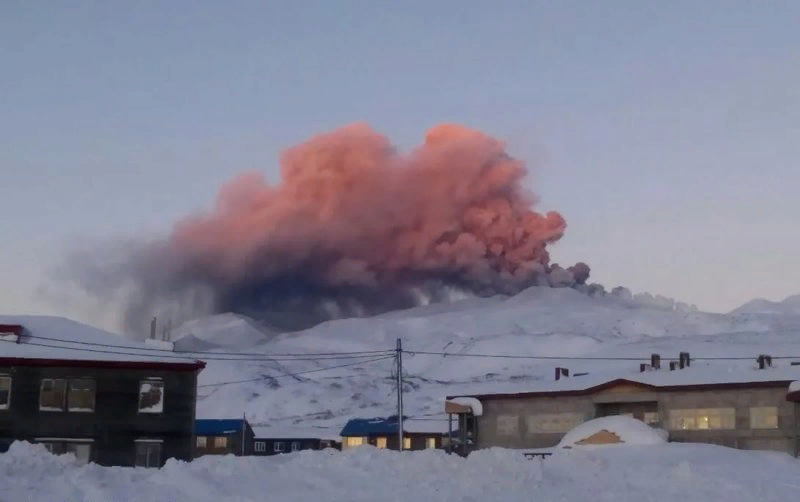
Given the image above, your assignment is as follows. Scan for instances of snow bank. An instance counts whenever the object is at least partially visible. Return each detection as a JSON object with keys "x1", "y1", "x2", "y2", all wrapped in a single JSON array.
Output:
[
  {"x1": 557, "y1": 416, "x2": 668, "y2": 449},
  {"x1": 3, "y1": 440, "x2": 800, "y2": 502}
]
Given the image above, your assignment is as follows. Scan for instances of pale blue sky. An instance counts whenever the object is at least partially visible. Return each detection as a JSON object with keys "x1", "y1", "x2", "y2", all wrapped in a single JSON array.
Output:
[{"x1": 2, "y1": 0, "x2": 798, "y2": 329}]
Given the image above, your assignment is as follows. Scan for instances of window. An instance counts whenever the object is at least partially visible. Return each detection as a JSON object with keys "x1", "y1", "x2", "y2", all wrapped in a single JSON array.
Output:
[
  {"x1": 134, "y1": 440, "x2": 162, "y2": 468},
  {"x1": 0, "y1": 375, "x2": 10, "y2": 410},
  {"x1": 668, "y1": 408, "x2": 736, "y2": 430},
  {"x1": 66, "y1": 442, "x2": 92, "y2": 465},
  {"x1": 426, "y1": 437, "x2": 436, "y2": 449},
  {"x1": 291, "y1": 441, "x2": 300, "y2": 452},
  {"x1": 496, "y1": 415, "x2": 519, "y2": 436},
  {"x1": 39, "y1": 379, "x2": 67, "y2": 411},
  {"x1": 344, "y1": 437, "x2": 365, "y2": 448},
  {"x1": 403, "y1": 437, "x2": 411, "y2": 450},
  {"x1": 643, "y1": 412, "x2": 659, "y2": 425},
  {"x1": 196, "y1": 436, "x2": 207, "y2": 448},
  {"x1": 37, "y1": 440, "x2": 93, "y2": 464},
  {"x1": 749, "y1": 407, "x2": 779, "y2": 429},
  {"x1": 254, "y1": 441, "x2": 266, "y2": 453},
  {"x1": 376, "y1": 437, "x2": 387, "y2": 449},
  {"x1": 214, "y1": 436, "x2": 228, "y2": 448},
  {"x1": 274, "y1": 441, "x2": 285, "y2": 453},
  {"x1": 526, "y1": 413, "x2": 586, "y2": 434},
  {"x1": 67, "y1": 379, "x2": 95, "y2": 412},
  {"x1": 138, "y1": 379, "x2": 164, "y2": 414}
]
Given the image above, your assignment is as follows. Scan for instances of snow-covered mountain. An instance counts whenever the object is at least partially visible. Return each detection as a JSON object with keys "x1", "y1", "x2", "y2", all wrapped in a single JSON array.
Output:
[{"x1": 168, "y1": 288, "x2": 800, "y2": 432}]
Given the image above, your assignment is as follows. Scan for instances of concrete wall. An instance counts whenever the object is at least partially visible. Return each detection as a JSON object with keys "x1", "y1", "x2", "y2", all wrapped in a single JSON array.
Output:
[{"x1": 475, "y1": 383, "x2": 798, "y2": 455}]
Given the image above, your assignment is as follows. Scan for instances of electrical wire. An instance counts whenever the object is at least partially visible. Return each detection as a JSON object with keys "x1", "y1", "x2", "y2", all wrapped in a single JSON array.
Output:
[
  {"x1": 402, "y1": 350, "x2": 800, "y2": 361},
  {"x1": 197, "y1": 355, "x2": 396, "y2": 388}
]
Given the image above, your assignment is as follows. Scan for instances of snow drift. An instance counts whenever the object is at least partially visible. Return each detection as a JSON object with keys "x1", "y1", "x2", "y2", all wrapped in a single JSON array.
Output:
[{"x1": 2, "y1": 440, "x2": 800, "y2": 502}]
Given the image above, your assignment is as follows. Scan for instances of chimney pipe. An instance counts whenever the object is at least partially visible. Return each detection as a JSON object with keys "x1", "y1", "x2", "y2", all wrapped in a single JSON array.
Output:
[
  {"x1": 679, "y1": 352, "x2": 690, "y2": 369},
  {"x1": 554, "y1": 367, "x2": 569, "y2": 381},
  {"x1": 757, "y1": 355, "x2": 773, "y2": 369},
  {"x1": 651, "y1": 354, "x2": 661, "y2": 370},
  {"x1": 640, "y1": 363, "x2": 649, "y2": 373},
  {"x1": 669, "y1": 361, "x2": 678, "y2": 371}
]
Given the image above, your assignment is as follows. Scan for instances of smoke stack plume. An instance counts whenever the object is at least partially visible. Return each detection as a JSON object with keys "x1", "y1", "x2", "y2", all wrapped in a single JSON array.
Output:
[{"x1": 55, "y1": 123, "x2": 590, "y2": 334}]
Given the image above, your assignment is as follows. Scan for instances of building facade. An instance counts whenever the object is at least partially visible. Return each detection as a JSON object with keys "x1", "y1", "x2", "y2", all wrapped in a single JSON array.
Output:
[
  {"x1": 446, "y1": 366, "x2": 800, "y2": 457},
  {"x1": 0, "y1": 356, "x2": 205, "y2": 467},
  {"x1": 252, "y1": 426, "x2": 341, "y2": 455},
  {"x1": 194, "y1": 419, "x2": 255, "y2": 457},
  {"x1": 340, "y1": 417, "x2": 445, "y2": 451}
]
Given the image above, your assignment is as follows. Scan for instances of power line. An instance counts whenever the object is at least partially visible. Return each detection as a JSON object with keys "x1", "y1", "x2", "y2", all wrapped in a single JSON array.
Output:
[
  {"x1": 198, "y1": 355, "x2": 395, "y2": 388},
  {"x1": 402, "y1": 350, "x2": 800, "y2": 361},
  {"x1": 17, "y1": 333, "x2": 391, "y2": 359},
  {"x1": 1, "y1": 338, "x2": 392, "y2": 363}
]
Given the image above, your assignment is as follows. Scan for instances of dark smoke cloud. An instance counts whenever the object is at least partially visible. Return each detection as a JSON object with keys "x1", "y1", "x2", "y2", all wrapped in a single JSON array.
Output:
[{"x1": 51, "y1": 123, "x2": 592, "y2": 335}]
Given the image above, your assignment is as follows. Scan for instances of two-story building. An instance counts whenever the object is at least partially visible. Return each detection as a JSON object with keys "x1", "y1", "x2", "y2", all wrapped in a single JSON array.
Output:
[
  {"x1": 445, "y1": 356, "x2": 800, "y2": 457},
  {"x1": 0, "y1": 318, "x2": 206, "y2": 467}
]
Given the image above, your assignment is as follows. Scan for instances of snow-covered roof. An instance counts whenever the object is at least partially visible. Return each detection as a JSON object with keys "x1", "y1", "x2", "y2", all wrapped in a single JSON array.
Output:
[
  {"x1": 0, "y1": 315, "x2": 204, "y2": 369},
  {"x1": 451, "y1": 363, "x2": 800, "y2": 400},
  {"x1": 252, "y1": 426, "x2": 340, "y2": 441},
  {"x1": 444, "y1": 397, "x2": 483, "y2": 416},
  {"x1": 557, "y1": 416, "x2": 667, "y2": 449}
]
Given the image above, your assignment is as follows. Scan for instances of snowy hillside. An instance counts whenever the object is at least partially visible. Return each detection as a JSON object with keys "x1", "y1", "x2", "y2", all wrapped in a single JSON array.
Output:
[
  {"x1": 168, "y1": 287, "x2": 800, "y2": 432},
  {"x1": 3, "y1": 440, "x2": 800, "y2": 502}
]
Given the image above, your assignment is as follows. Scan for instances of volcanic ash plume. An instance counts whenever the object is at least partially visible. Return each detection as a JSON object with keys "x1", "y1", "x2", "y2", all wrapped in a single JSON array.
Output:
[{"x1": 61, "y1": 123, "x2": 591, "y2": 334}]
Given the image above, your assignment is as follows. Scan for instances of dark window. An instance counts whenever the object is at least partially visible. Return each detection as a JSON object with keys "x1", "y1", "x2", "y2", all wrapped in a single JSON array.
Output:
[
  {"x1": 135, "y1": 441, "x2": 162, "y2": 467},
  {"x1": 39, "y1": 379, "x2": 67, "y2": 411},
  {"x1": 38, "y1": 441, "x2": 92, "y2": 464},
  {"x1": 274, "y1": 441, "x2": 285, "y2": 453},
  {"x1": 138, "y1": 379, "x2": 164, "y2": 413},
  {"x1": 254, "y1": 441, "x2": 266, "y2": 453},
  {"x1": 0, "y1": 375, "x2": 10, "y2": 410},
  {"x1": 291, "y1": 441, "x2": 300, "y2": 452},
  {"x1": 67, "y1": 379, "x2": 95, "y2": 412}
]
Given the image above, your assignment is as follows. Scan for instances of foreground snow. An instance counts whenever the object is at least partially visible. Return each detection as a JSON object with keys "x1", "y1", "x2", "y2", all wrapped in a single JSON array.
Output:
[{"x1": 2, "y1": 441, "x2": 799, "y2": 502}]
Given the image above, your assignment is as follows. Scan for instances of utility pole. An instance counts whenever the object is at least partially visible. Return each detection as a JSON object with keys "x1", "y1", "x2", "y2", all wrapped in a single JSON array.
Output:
[{"x1": 396, "y1": 338, "x2": 404, "y2": 451}]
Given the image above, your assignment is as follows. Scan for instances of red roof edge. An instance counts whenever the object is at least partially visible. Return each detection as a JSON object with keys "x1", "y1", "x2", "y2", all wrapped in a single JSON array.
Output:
[
  {"x1": 0, "y1": 356, "x2": 206, "y2": 372},
  {"x1": 447, "y1": 378, "x2": 795, "y2": 401},
  {"x1": 787, "y1": 390, "x2": 800, "y2": 402},
  {"x1": 0, "y1": 324, "x2": 24, "y2": 336}
]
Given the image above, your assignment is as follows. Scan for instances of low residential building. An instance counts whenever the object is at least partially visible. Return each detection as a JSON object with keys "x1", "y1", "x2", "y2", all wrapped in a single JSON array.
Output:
[
  {"x1": 251, "y1": 426, "x2": 341, "y2": 455},
  {"x1": 0, "y1": 319, "x2": 206, "y2": 467},
  {"x1": 340, "y1": 416, "x2": 446, "y2": 451},
  {"x1": 445, "y1": 358, "x2": 800, "y2": 457},
  {"x1": 194, "y1": 418, "x2": 255, "y2": 457}
]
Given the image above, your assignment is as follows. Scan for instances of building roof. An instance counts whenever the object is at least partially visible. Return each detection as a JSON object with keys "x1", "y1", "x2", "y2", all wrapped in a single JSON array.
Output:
[
  {"x1": 195, "y1": 419, "x2": 248, "y2": 435},
  {"x1": 340, "y1": 417, "x2": 447, "y2": 437},
  {"x1": 446, "y1": 364, "x2": 800, "y2": 401},
  {"x1": 252, "y1": 426, "x2": 341, "y2": 441},
  {"x1": 0, "y1": 316, "x2": 205, "y2": 371}
]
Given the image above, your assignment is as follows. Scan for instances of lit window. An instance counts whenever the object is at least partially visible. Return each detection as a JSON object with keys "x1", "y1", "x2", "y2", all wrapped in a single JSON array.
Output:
[
  {"x1": 0, "y1": 375, "x2": 10, "y2": 410},
  {"x1": 214, "y1": 436, "x2": 227, "y2": 448},
  {"x1": 403, "y1": 437, "x2": 411, "y2": 450},
  {"x1": 643, "y1": 412, "x2": 659, "y2": 425},
  {"x1": 138, "y1": 379, "x2": 164, "y2": 414},
  {"x1": 749, "y1": 407, "x2": 779, "y2": 429},
  {"x1": 67, "y1": 379, "x2": 95, "y2": 412},
  {"x1": 526, "y1": 413, "x2": 586, "y2": 434},
  {"x1": 345, "y1": 437, "x2": 365, "y2": 448},
  {"x1": 254, "y1": 441, "x2": 266, "y2": 452},
  {"x1": 426, "y1": 437, "x2": 436, "y2": 449},
  {"x1": 668, "y1": 408, "x2": 735, "y2": 430},
  {"x1": 376, "y1": 437, "x2": 387, "y2": 449},
  {"x1": 196, "y1": 436, "x2": 207, "y2": 448},
  {"x1": 39, "y1": 379, "x2": 67, "y2": 411}
]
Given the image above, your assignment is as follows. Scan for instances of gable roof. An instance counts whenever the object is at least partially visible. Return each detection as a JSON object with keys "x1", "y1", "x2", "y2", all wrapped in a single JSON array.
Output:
[
  {"x1": 447, "y1": 364, "x2": 800, "y2": 401},
  {"x1": 195, "y1": 419, "x2": 249, "y2": 435},
  {"x1": 0, "y1": 316, "x2": 205, "y2": 371},
  {"x1": 340, "y1": 416, "x2": 446, "y2": 437}
]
